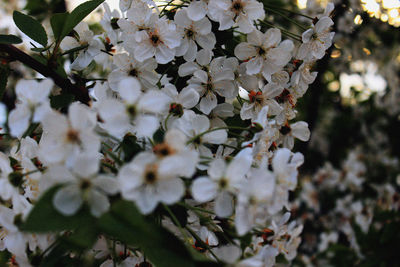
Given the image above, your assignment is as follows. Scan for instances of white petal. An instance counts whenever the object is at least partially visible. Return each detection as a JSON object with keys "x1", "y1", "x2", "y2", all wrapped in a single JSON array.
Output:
[
  {"x1": 118, "y1": 77, "x2": 142, "y2": 104},
  {"x1": 68, "y1": 102, "x2": 96, "y2": 131},
  {"x1": 193, "y1": 70, "x2": 209, "y2": 84},
  {"x1": 138, "y1": 90, "x2": 169, "y2": 113},
  {"x1": 226, "y1": 148, "x2": 253, "y2": 182},
  {"x1": 53, "y1": 185, "x2": 83, "y2": 216},
  {"x1": 199, "y1": 93, "x2": 217, "y2": 115},
  {"x1": 157, "y1": 178, "x2": 184, "y2": 204},
  {"x1": 135, "y1": 187, "x2": 159, "y2": 214},
  {"x1": 93, "y1": 176, "x2": 119, "y2": 195},
  {"x1": 246, "y1": 57, "x2": 263, "y2": 75},
  {"x1": 8, "y1": 105, "x2": 31, "y2": 138},
  {"x1": 159, "y1": 151, "x2": 198, "y2": 178},
  {"x1": 155, "y1": 44, "x2": 175, "y2": 64},
  {"x1": 88, "y1": 189, "x2": 110, "y2": 217},
  {"x1": 202, "y1": 127, "x2": 227, "y2": 144},
  {"x1": 291, "y1": 121, "x2": 310, "y2": 141},
  {"x1": 183, "y1": 39, "x2": 197, "y2": 62},
  {"x1": 235, "y1": 204, "x2": 251, "y2": 236},
  {"x1": 191, "y1": 177, "x2": 217, "y2": 202},
  {"x1": 196, "y1": 49, "x2": 213, "y2": 66},
  {"x1": 178, "y1": 62, "x2": 199, "y2": 77},
  {"x1": 134, "y1": 115, "x2": 159, "y2": 138},
  {"x1": 192, "y1": 114, "x2": 210, "y2": 134},
  {"x1": 215, "y1": 191, "x2": 233, "y2": 217},
  {"x1": 187, "y1": 1, "x2": 207, "y2": 21},
  {"x1": 234, "y1": 43, "x2": 256, "y2": 60},
  {"x1": 69, "y1": 154, "x2": 99, "y2": 178},
  {"x1": 272, "y1": 148, "x2": 291, "y2": 174},
  {"x1": 208, "y1": 158, "x2": 226, "y2": 179},
  {"x1": 178, "y1": 88, "x2": 200, "y2": 108},
  {"x1": 134, "y1": 42, "x2": 155, "y2": 62},
  {"x1": 60, "y1": 36, "x2": 79, "y2": 51},
  {"x1": 196, "y1": 33, "x2": 216, "y2": 50}
]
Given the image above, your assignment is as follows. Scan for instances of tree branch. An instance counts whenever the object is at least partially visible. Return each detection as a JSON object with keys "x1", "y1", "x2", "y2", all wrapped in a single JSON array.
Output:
[{"x1": 0, "y1": 44, "x2": 90, "y2": 104}]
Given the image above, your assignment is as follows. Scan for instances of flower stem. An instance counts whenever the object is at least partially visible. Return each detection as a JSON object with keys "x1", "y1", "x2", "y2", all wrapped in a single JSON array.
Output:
[{"x1": 186, "y1": 126, "x2": 249, "y2": 145}]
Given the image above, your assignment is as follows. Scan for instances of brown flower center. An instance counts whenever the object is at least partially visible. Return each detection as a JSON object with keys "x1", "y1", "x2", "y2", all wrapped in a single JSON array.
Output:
[
  {"x1": 144, "y1": 164, "x2": 158, "y2": 184},
  {"x1": 66, "y1": 129, "x2": 80, "y2": 143}
]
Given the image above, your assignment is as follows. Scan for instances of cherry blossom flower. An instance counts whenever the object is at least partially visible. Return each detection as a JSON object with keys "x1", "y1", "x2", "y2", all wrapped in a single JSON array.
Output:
[
  {"x1": 96, "y1": 77, "x2": 169, "y2": 138},
  {"x1": 191, "y1": 148, "x2": 253, "y2": 217},
  {"x1": 297, "y1": 16, "x2": 335, "y2": 62},
  {"x1": 208, "y1": 0, "x2": 265, "y2": 33},
  {"x1": 8, "y1": 79, "x2": 53, "y2": 138},
  {"x1": 174, "y1": 9, "x2": 216, "y2": 61},
  {"x1": 118, "y1": 152, "x2": 186, "y2": 214},
  {"x1": 51, "y1": 154, "x2": 118, "y2": 217},
  {"x1": 38, "y1": 102, "x2": 100, "y2": 165},
  {"x1": 60, "y1": 22, "x2": 103, "y2": 70},
  {"x1": 234, "y1": 28, "x2": 294, "y2": 80}
]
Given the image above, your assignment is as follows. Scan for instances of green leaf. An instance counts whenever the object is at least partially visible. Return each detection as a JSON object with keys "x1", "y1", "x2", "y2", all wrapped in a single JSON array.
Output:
[
  {"x1": 0, "y1": 34, "x2": 23, "y2": 44},
  {"x1": 31, "y1": 45, "x2": 52, "y2": 52},
  {"x1": 21, "y1": 185, "x2": 89, "y2": 232},
  {"x1": 31, "y1": 54, "x2": 47, "y2": 65},
  {"x1": 13, "y1": 11, "x2": 47, "y2": 46},
  {"x1": 0, "y1": 67, "x2": 9, "y2": 101},
  {"x1": 121, "y1": 134, "x2": 142, "y2": 162},
  {"x1": 153, "y1": 128, "x2": 165, "y2": 144},
  {"x1": 63, "y1": 217, "x2": 99, "y2": 249},
  {"x1": 24, "y1": 0, "x2": 48, "y2": 16},
  {"x1": 60, "y1": 0, "x2": 104, "y2": 40},
  {"x1": 98, "y1": 200, "x2": 195, "y2": 267},
  {"x1": 0, "y1": 251, "x2": 11, "y2": 266},
  {"x1": 50, "y1": 94, "x2": 75, "y2": 109},
  {"x1": 162, "y1": 204, "x2": 188, "y2": 227},
  {"x1": 51, "y1": 12, "x2": 69, "y2": 41}
]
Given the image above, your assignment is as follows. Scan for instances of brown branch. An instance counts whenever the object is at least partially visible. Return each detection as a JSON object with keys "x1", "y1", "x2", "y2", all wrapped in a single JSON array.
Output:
[{"x1": 0, "y1": 44, "x2": 90, "y2": 104}]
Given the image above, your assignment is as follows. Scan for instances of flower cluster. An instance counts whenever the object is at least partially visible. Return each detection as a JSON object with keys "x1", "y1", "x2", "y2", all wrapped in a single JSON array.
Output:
[
  {"x1": 294, "y1": 147, "x2": 400, "y2": 265},
  {"x1": 1, "y1": 0, "x2": 334, "y2": 266}
]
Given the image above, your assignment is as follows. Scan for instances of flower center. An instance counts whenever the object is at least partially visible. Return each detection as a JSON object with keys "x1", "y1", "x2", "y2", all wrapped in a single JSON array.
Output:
[
  {"x1": 144, "y1": 164, "x2": 158, "y2": 184},
  {"x1": 80, "y1": 179, "x2": 91, "y2": 190},
  {"x1": 153, "y1": 143, "x2": 175, "y2": 157},
  {"x1": 218, "y1": 178, "x2": 228, "y2": 189},
  {"x1": 192, "y1": 136, "x2": 202, "y2": 148},
  {"x1": 248, "y1": 90, "x2": 263, "y2": 104},
  {"x1": 169, "y1": 103, "x2": 184, "y2": 117},
  {"x1": 185, "y1": 28, "x2": 195, "y2": 39},
  {"x1": 129, "y1": 68, "x2": 138, "y2": 77},
  {"x1": 231, "y1": 1, "x2": 244, "y2": 15},
  {"x1": 126, "y1": 105, "x2": 137, "y2": 118},
  {"x1": 257, "y1": 46, "x2": 266, "y2": 56},
  {"x1": 145, "y1": 171, "x2": 156, "y2": 184},
  {"x1": 149, "y1": 31, "x2": 161, "y2": 46},
  {"x1": 110, "y1": 18, "x2": 119, "y2": 30},
  {"x1": 66, "y1": 129, "x2": 80, "y2": 144},
  {"x1": 279, "y1": 124, "x2": 291, "y2": 135}
]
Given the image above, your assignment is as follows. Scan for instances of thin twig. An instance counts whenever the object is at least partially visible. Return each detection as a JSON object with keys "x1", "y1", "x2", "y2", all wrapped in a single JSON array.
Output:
[{"x1": 0, "y1": 44, "x2": 90, "y2": 104}]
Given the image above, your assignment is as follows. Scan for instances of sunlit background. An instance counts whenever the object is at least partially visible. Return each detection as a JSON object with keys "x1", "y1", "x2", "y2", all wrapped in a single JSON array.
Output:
[{"x1": 297, "y1": 0, "x2": 400, "y2": 27}]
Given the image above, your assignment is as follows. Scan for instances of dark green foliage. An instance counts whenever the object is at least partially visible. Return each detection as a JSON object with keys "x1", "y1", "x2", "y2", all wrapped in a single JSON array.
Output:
[
  {"x1": 51, "y1": 12, "x2": 69, "y2": 41},
  {"x1": 13, "y1": 11, "x2": 48, "y2": 46},
  {"x1": 0, "y1": 66, "x2": 9, "y2": 101},
  {"x1": 98, "y1": 200, "x2": 195, "y2": 267},
  {"x1": 354, "y1": 211, "x2": 400, "y2": 267},
  {"x1": 0, "y1": 34, "x2": 23, "y2": 44},
  {"x1": 50, "y1": 93, "x2": 75, "y2": 109},
  {"x1": 21, "y1": 186, "x2": 93, "y2": 232},
  {"x1": 121, "y1": 134, "x2": 142, "y2": 162},
  {"x1": 59, "y1": 0, "x2": 104, "y2": 41}
]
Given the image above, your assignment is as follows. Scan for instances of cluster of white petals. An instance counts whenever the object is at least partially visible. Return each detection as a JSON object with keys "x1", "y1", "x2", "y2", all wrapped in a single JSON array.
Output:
[{"x1": 1, "y1": 0, "x2": 335, "y2": 266}]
